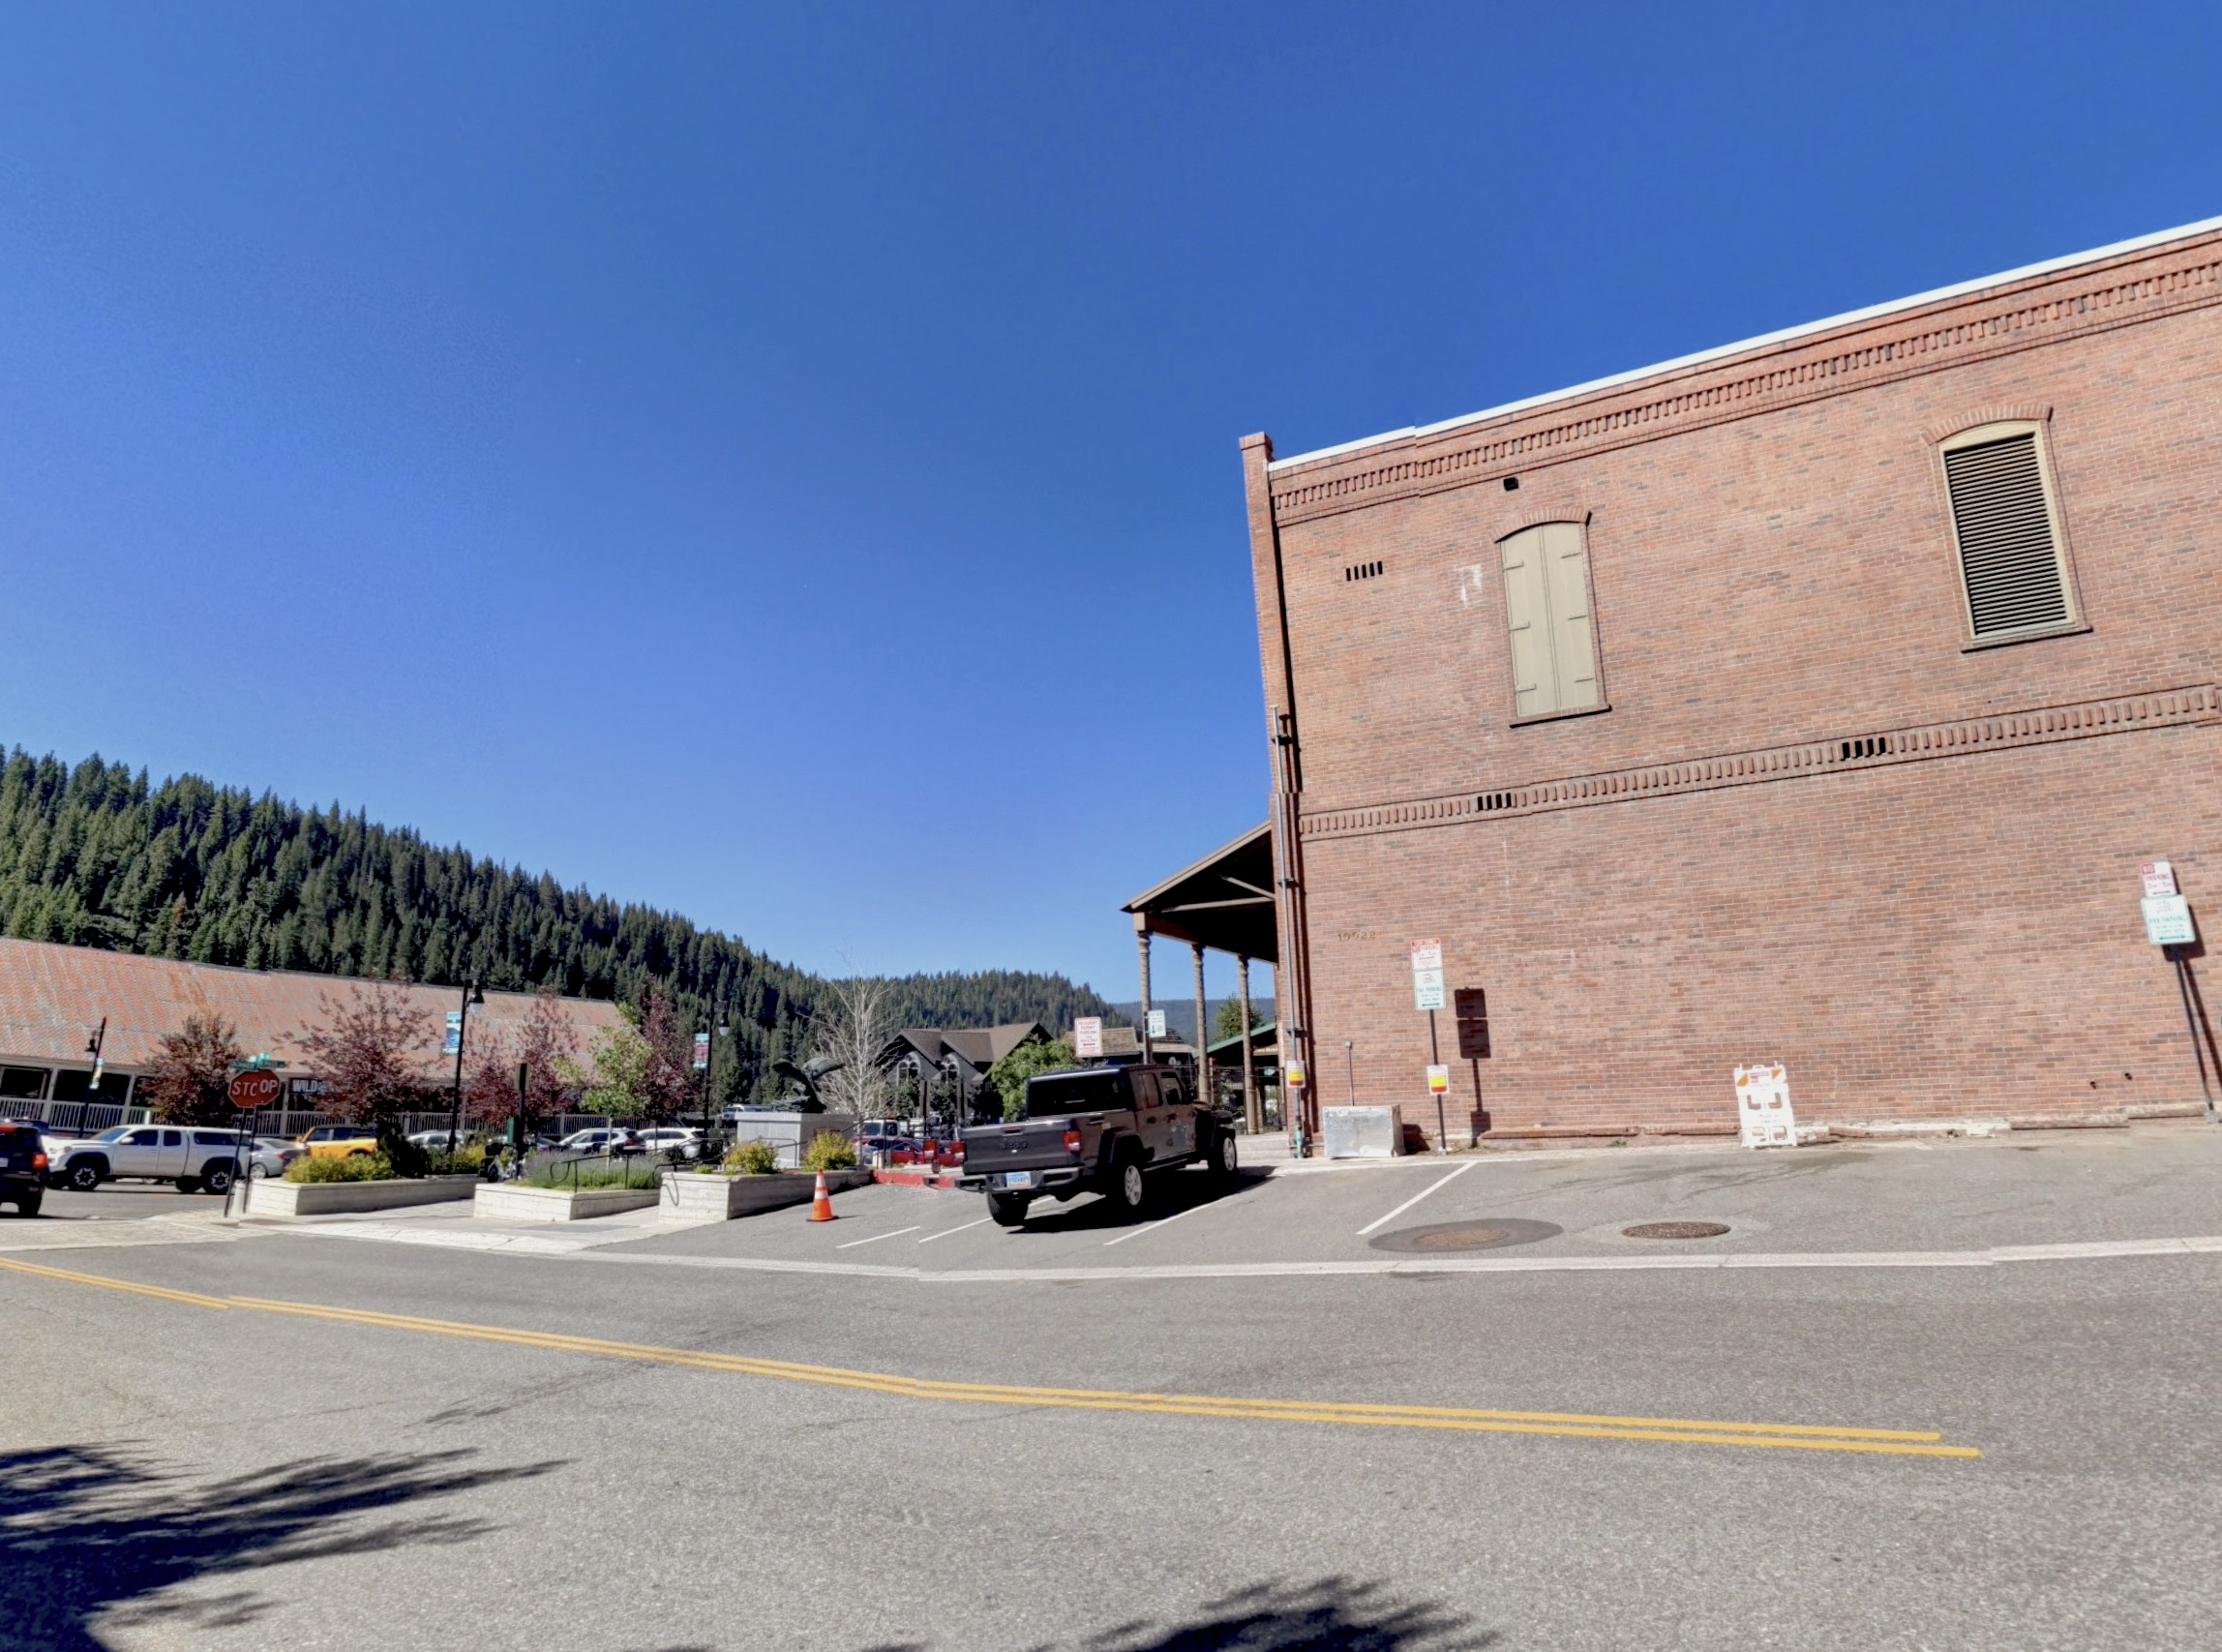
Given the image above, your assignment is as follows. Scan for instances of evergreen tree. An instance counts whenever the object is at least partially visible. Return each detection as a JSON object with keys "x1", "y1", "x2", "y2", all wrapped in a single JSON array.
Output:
[{"x1": 0, "y1": 746, "x2": 1122, "y2": 1100}]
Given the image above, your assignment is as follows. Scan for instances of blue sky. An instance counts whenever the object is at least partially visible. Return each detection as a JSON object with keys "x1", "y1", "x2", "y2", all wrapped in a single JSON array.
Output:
[{"x1": 2, "y1": 4, "x2": 2218, "y2": 1000}]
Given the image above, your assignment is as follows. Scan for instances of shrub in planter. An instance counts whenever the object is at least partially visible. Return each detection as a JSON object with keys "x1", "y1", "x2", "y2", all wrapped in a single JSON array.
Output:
[
  {"x1": 425, "y1": 1146, "x2": 486, "y2": 1176},
  {"x1": 524, "y1": 1161, "x2": 659, "y2": 1191},
  {"x1": 285, "y1": 1153, "x2": 399, "y2": 1184},
  {"x1": 803, "y1": 1132, "x2": 857, "y2": 1172},
  {"x1": 721, "y1": 1139, "x2": 780, "y2": 1176}
]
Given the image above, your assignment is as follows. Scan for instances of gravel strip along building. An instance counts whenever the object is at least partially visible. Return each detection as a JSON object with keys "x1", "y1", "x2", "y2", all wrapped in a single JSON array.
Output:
[{"x1": 1238, "y1": 216, "x2": 2222, "y2": 1146}]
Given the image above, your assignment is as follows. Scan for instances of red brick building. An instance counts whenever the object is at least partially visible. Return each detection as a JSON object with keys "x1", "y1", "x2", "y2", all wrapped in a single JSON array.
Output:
[{"x1": 1244, "y1": 217, "x2": 2222, "y2": 1143}]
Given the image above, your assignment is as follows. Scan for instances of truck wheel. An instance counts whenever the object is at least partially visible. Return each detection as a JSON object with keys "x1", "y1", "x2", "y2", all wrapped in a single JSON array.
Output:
[
  {"x1": 987, "y1": 1193, "x2": 1030, "y2": 1227},
  {"x1": 17, "y1": 1190, "x2": 41, "y2": 1218},
  {"x1": 1208, "y1": 1130, "x2": 1239, "y2": 1187},
  {"x1": 1109, "y1": 1156, "x2": 1147, "y2": 1216},
  {"x1": 175, "y1": 1177, "x2": 201, "y2": 1194},
  {"x1": 199, "y1": 1162, "x2": 235, "y2": 1196},
  {"x1": 66, "y1": 1161, "x2": 105, "y2": 1193}
]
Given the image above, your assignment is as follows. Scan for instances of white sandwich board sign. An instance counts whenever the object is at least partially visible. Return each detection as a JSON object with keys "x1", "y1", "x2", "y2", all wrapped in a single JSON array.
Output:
[{"x1": 1735, "y1": 1064, "x2": 1796, "y2": 1149}]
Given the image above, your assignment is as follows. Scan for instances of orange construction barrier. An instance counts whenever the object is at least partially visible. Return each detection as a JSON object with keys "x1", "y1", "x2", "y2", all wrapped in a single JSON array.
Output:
[{"x1": 806, "y1": 1168, "x2": 837, "y2": 1222}]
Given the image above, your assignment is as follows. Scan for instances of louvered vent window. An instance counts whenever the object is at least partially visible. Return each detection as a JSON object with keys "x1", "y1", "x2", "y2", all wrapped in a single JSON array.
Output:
[{"x1": 1943, "y1": 432, "x2": 2071, "y2": 638}]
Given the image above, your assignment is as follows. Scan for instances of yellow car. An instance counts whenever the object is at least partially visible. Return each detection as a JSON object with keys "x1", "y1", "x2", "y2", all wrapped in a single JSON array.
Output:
[{"x1": 296, "y1": 1123, "x2": 380, "y2": 1159}]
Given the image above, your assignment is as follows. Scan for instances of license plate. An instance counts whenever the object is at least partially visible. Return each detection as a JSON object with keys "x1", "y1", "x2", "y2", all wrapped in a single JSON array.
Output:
[{"x1": 1000, "y1": 1171, "x2": 1036, "y2": 1188}]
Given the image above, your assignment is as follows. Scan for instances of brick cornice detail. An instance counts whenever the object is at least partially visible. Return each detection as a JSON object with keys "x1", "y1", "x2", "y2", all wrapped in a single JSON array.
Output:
[
  {"x1": 1299, "y1": 685, "x2": 2220, "y2": 841},
  {"x1": 1272, "y1": 239, "x2": 2222, "y2": 526}
]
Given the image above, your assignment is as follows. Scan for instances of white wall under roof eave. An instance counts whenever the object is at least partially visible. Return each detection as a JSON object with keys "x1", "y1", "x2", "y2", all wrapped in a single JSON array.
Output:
[{"x1": 1265, "y1": 212, "x2": 2222, "y2": 475}]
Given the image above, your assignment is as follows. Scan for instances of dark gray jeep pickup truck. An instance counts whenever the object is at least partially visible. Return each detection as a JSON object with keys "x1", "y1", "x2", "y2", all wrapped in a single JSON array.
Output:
[{"x1": 956, "y1": 1063, "x2": 1239, "y2": 1227}]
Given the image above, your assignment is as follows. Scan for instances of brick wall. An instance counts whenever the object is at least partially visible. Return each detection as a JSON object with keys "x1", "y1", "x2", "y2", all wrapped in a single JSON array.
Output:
[{"x1": 1249, "y1": 227, "x2": 2222, "y2": 1137}]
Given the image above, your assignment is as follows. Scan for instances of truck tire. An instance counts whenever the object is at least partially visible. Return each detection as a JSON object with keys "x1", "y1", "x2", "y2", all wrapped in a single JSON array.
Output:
[
  {"x1": 987, "y1": 1193, "x2": 1031, "y2": 1227},
  {"x1": 65, "y1": 1159, "x2": 105, "y2": 1192},
  {"x1": 1207, "y1": 1128, "x2": 1239, "y2": 1187},
  {"x1": 199, "y1": 1161, "x2": 236, "y2": 1196},
  {"x1": 17, "y1": 1188, "x2": 41, "y2": 1218},
  {"x1": 1107, "y1": 1153, "x2": 1147, "y2": 1216},
  {"x1": 175, "y1": 1176, "x2": 201, "y2": 1194}
]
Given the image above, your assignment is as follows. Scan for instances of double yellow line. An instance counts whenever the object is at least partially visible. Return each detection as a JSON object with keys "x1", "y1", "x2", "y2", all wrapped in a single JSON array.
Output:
[{"x1": 1, "y1": 1253, "x2": 1980, "y2": 1459}]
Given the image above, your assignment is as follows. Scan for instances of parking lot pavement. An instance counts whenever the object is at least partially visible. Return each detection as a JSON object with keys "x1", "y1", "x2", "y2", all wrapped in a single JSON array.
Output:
[
  {"x1": 567, "y1": 1121, "x2": 2222, "y2": 1277},
  {"x1": 3, "y1": 1183, "x2": 225, "y2": 1229}
]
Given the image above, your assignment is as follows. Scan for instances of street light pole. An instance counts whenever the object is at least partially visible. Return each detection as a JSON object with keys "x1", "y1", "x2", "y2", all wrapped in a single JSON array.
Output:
[
  {"x1": 447, "y1": 980, "x2": 484, "y2": 1153},
  {"x1": 81, "y1": 1017, "x2": 107, "y2": 1133}
]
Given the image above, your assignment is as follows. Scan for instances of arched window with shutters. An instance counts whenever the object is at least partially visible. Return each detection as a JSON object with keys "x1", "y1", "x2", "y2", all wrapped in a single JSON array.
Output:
[
  {"x1": 1937, "y1": 421, "x2": 2083, "y2": 646},
  {"x1": 1496, "y1": 521, "x2": 1606, "y2": 722}
]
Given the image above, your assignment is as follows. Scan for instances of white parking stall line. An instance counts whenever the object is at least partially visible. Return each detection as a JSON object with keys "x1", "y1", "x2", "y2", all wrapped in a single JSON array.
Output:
[
  {"x1": 1355, "y1": 1160, "x2": 1479, "y2": 1237},
  {"x1": 834, "y1": 1225, "x2": 921, "y2": 1250},
  {"x1": 1102, "y1": 1201, "x2": 1209, "y2": 1247},
  {"x1": 917, "y1": 1216, "x2": 992, "y2": 1245}
]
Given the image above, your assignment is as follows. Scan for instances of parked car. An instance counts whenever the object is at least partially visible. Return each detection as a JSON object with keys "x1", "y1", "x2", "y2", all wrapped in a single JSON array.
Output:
[
  {"x1": 405, "y1": 1127, "x2": 470, "y2": 1151},
  {"x1": 956, "y1": 1063, "x2": 1236, "y2": 1227},
  {"x1": 633, "y1": 1127, "x2": 705, "y2": 1160},
  {"x1": 556, "y1": 1127, "x2": 641, "y2": 1155},
  {"x1": 250, "y1": 1137, "x2": 303, "y2": 1178},
  {"x1": 45, "y1": 1125, "x2": 259, "y2": 1195},
  {"x1": 0, "y1": 1120, "x2": 47, "y2": 1216},
  {"x1": 295, "y1": 1124, "x2": 380, "y2": 1159}
]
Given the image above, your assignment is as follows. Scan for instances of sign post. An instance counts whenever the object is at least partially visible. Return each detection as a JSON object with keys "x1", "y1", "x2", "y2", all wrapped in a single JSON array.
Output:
[
  {"x1": 1410, "y1": 941, "x2": 1448, "y2": 1147},
  {"x1": 2141, "y1": 861, "x2": 2216, "y2": 1124},
  {"x1": 226, "y1": 1062, "x2": 285, "y2": 1216}
]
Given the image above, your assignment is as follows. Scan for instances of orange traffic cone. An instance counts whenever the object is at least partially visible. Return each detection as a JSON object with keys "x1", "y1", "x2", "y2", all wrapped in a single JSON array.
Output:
[{"x1": 807, "y1": 1168, "x2": 837, "y2": 1222}]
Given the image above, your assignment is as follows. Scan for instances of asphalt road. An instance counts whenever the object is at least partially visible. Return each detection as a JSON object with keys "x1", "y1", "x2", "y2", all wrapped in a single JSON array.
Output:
[{"x1": 6, "y1": 1127, "x2": 2221, "y2": 1650}]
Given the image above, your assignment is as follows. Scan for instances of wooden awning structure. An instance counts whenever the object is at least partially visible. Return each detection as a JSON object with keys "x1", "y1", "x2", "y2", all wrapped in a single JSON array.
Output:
[{"x1": 1121, "y1": 824, "x2": 1276, "y2": 962}]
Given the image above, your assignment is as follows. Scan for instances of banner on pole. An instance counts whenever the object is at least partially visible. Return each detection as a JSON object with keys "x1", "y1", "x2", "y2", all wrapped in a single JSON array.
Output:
[
  {"x1": 443, "y1": 1010, "x2": 463, "y2": 1056},
  {"x1": 693, "y1": 1032, "x2": 711, "y2": 1071}
]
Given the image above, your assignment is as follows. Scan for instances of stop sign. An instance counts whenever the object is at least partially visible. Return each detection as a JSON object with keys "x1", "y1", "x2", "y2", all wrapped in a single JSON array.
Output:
[{"x1": 228, "y1": 1070, "x2": 284, "y2": 1110}]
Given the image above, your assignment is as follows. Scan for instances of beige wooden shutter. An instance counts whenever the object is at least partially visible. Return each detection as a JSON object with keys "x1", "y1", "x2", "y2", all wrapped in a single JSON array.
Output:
[
  {"x1": 1498, "y1": 526, "x2": 1556, "y2": 716},
  {"x1": 1943, "y1": 433, "x2": 2070, "y2": 637},
  {"x1": 1541, "y1": 522, "x2": 1601, "y2": 710}
]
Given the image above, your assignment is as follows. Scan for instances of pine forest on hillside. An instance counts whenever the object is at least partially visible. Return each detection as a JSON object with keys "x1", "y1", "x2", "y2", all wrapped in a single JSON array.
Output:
[{"x1": 0, "y1": 748, "x2": 1122, "y2": 1102}]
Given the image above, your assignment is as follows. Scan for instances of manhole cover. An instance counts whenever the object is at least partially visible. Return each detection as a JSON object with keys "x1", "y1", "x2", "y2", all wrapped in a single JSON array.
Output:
[
  {"x1": 1368, "y1": 1217, "x2": 1562, "y2": 1254},
  {"x1": 1621, "y1": 1220, "x2": 1731, "y2": 1240}
]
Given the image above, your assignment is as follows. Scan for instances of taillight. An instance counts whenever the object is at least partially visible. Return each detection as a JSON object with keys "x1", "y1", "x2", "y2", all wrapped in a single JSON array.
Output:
[
  {"x1": 32, "y1": 1152, "x2": 47, "y2": 1171},
  {"x1": 950, "y1": 1141, "x2": 966, "y2": 1164},
  {"x1": 1063, "y1": 1129, "x2": 1082, "y2": 1155}
]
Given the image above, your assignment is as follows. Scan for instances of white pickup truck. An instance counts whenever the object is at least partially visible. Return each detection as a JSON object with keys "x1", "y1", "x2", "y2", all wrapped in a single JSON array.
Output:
[{"x1": 47, "y1": 1124, "x2": 257, "y2": 1195}]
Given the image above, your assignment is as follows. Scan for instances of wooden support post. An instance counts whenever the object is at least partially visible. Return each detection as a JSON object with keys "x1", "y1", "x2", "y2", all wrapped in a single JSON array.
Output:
[
  {"x1": 1191, "y1": 943, "x2": 1210, "y2": 1112},
  {"x1": 1238, "y1": 955, "x2": 1259, "y2": 1134}
]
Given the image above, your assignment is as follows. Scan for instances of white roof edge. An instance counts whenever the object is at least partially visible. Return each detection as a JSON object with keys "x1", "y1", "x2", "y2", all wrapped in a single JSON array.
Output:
[{"x1": 1266, "y1": 213, "x2": 2222, "y2": 474}]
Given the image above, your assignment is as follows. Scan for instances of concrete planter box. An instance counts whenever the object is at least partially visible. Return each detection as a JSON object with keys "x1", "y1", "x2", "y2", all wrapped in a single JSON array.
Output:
[
  {"x1": 662, "y1": 1167, "x2": 874, "y2": 1220},
  {"x1": 246, "y1": 1174, "x2": 480, "y2": 1217},
  {"x1": 472, "y1": 1182, "x2": 662, "y2": 1222}
]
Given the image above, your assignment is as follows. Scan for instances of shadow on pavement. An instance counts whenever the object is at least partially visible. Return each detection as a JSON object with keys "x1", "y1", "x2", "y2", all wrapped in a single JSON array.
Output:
[
  {"x1": 0, "y1": 1443, "x2": 563, "y2": 1651},
  {"x1": 1005, "y1": 1169, "x2": 1272, "y2": 1235},
  {"x1": 1044, "y1": 1577, "x2": 1493, "y2": 1651}
]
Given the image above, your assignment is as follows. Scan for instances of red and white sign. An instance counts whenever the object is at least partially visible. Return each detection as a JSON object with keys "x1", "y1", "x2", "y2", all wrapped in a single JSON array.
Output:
[
  {"x1": 2142, "y1": 860, "x2": 2178, "y2": 899},
  {"x1": 1426, "y1": 1065, "x2": 1450, "y2": 1095},
  {"x1": 1734, "y1": 1064, "x2": 1795, "y2": 1149},
  {"x1": 1073, "y1": 1016, "x2": 1103, "y2": 1059},
  {"x1": 228, "y1": 1070, "x2": 284, "y2": 1110},
  {"x1": 1285, "y1": 1060, "x2": 1307, "y2": 1090}
]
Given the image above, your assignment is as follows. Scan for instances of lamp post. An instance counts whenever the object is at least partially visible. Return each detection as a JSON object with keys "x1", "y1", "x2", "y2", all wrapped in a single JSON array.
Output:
[
  {"x1": 82, "y1": 1017, "x2": 107, "y2": 1133},
  {"x1": 941, "y1": 1054, "x2": 960, "y2": 1134},
  {"x1": 446, "y1": 981, "x2": 485, "y2": 1153}
]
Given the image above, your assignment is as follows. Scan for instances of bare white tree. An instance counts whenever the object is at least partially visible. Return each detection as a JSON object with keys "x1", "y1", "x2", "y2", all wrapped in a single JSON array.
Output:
[{"x1": 807, "y1": 974, "x2": 895, "y2": 1121}]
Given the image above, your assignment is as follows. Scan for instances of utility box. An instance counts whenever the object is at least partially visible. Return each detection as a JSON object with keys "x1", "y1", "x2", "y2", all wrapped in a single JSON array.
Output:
[
  {"x1": 1322, "y1": 1104, "x2": 1405, "y2": 1158},
  {"x1": 723, "y1": 1110, "x2": 858, "y2": 1168}
]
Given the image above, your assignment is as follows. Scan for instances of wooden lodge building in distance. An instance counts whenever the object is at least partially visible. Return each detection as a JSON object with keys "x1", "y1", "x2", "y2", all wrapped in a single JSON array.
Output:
[{"x1": 1237, "y1": 216, "x2": 2222, "y2": 1146}]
